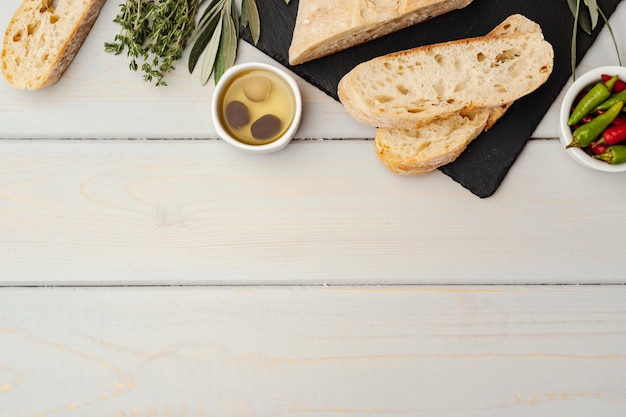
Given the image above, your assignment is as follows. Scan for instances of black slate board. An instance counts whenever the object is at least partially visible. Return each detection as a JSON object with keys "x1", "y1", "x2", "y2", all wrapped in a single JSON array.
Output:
[{"x1": 241, "y1": 0, "x2": 622, "y2": 197}]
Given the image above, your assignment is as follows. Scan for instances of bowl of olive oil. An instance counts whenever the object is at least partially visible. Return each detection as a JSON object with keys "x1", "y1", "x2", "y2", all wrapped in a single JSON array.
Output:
[{"x1": 212, "y1": 63, "x2": 302, "y2": 153}]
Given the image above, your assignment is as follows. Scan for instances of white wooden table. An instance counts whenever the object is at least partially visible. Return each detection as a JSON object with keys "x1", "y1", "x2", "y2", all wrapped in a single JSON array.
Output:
[{"x1": 1, "y1": 1, "x2": 626, "y2": 415}]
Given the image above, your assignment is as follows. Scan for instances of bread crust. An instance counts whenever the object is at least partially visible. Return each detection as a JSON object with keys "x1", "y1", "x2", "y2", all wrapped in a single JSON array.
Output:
[
  {"x1": 288, "y1": 0, "x2": 474, "y2": 65},
  {"x1": 2, "y1": 0, "x2": 106, "y2": 89}
]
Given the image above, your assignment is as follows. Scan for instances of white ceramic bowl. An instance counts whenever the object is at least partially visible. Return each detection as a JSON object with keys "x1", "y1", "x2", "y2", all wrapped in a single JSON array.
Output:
[
  {"x1": 559, "y1": 66, "x2": 626, "y2": 172},
  {"x1": 211, "y1": 63, "x2": 302, "y2": 154}
]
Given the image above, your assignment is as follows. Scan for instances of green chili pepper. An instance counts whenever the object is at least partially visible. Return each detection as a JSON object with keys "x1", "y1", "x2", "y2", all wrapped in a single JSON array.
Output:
[
  {"x1": 595, "y1": 89, "x2": 626, "y2": 111},
  {"x1": 567, "y1": 75, "x2": 618, "y2": 126},
  {"x1": 567, "y1": 101, "x2": 624, "y2": 148},
  {"x1": 593, "y1": 144, "x2": 626, "y2": 165}
]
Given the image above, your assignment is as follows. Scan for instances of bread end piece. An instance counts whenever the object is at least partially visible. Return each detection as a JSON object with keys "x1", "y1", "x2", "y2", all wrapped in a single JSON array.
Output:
[
  {"x1": 289, "y1": 0, "x2": 475, "y2": 65},
  {"x1": 2, "y1": 0, "x2": 106, "y2": 90}
]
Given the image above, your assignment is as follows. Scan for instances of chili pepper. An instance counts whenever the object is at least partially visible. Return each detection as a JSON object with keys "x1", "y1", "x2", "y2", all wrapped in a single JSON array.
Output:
[
  {"x1": 602, "y1": 74, "x2": 626, "y2": 93},
  {"x1": 567, "y1": 101, "x2": 624, "y2": 148},
  {"x1": 613, "y1": 116, "x2": 626, "y2": 126},
  {"x1": 589, "y1": 139, "x2": 608, "y2": 155},
  {"x1": 593, "y1": 145, "x2": 626, "y2": 165},
  {"x1": 601, "y1": 123, "x2": 626, "y2": 145},
  {"x1": 582, "y1": 115, "x2": 594, "y2": 124},
  {"x1": 595, "y1": 89, "x2": 626, "y2": 111},
  {"x1": 568, "y1": 75, "x2": 618, "y2": 126}
]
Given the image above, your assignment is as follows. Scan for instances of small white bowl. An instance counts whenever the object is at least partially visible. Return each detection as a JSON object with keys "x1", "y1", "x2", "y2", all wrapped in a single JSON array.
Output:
[
  {"x1": 559, "y1": 66, "x2": 626, "y2": 172},
  {"x1": 211, "y1": 63, "x2": 302, "y2": 154}
]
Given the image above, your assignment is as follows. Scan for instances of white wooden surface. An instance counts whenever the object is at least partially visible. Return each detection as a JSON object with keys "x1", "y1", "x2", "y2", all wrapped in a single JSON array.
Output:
[
  {"x1": 1, "y1": 138, "x2": 626, "y2": 284},
  {"x1": 2, "y1": 2, "x2": 626, "y2": 415},
  {"x1": 2, "y1": 285, "x2": 626, "y2": 416}
]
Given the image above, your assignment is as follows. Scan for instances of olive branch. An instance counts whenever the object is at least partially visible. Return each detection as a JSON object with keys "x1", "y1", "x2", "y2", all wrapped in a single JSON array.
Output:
[
  {"x1": 567, "y1": 0, "x2": 622, "y2": 79},
  {"x1": 188, "y1": 0, "x2": 290, "y2": 85}
]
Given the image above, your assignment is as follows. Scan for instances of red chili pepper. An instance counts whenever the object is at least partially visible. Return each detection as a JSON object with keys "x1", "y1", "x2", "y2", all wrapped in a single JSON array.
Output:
[
  {"x1": 612, "y1": 116, "x2": 626, "y2": 126},
  {"x1": 589, "y1": 139, "x2": 608, "y2": 155},
  {"x1": 602, "y1": 74, "x2": 626, "y2": 93},
  {"x1": 602, "y1": 124, "x2": 626, "y2": 145},
  {"x1": 582, "y1": 115, "x2": 594, "y2": 124}
]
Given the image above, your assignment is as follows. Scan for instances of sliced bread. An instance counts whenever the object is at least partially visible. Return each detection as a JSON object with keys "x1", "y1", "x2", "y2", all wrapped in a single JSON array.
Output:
[
  {"x1": 288, "y1": 0, "x2": 474, "y2": 65},
  {"x1": 2, "y1": 0, "x2": 106, "y2": 89},
  {"x1": 337, "y1": 24, "x2": 554, "y2": 130},
  {"x1": 373, "y1": 14, "x2": 545, "y2": 175},
  {"x1": 375, "y1": 110, "x2": 490, "y2": 176}
]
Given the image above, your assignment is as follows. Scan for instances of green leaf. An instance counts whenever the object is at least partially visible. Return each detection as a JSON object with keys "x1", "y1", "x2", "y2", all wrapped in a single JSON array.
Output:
[
  {"x1": 241, "y1": 0, "x2": 249, "y2": 26},
  {"x1": 188, "y1": 12, "x2": 221, "y2": 73},
  {"x1": 200, "y1": 15, "x2": 223, "y2": 85},
  {"x1": 242, "y1": 0, "x2": 260, "y2": 44},
  {"x1": 214, "y1": 10, "x2": 237, "y2": 83},
  {"x1": 230, "y1": 0, "x2": 240, "y2": 37},
  {"x1": 584, "y1": 0, "x2": 599, "y2": 30},
  {"x1": 190, "y1": 0, "x2": 224, "y2": 41},
  {"x1": 567, "y1": 0, "x2": 593, "y2": 35}
]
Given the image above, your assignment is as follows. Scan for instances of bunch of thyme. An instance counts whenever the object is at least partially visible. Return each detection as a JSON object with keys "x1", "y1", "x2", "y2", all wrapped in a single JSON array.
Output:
[
  {"x1": 567, "y1": 0, "x2": 622, "y2": 79},
  {"x1": 105, "y1": 0, "x2": 199, "y2": 86}
]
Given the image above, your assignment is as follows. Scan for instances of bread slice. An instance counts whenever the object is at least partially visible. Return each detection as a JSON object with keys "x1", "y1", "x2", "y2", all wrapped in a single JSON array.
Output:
[
  {"x1": 2, "y1": 0, "x2": 106, "y2": 89},
  {"x1": 288, "y1": 0, "x2": 475, "y2": 65},
  {"x1": 374, "y1": 110, "x2": 490, "y2": 175},
  {"x1": 337, "y1": 25, "x2": 554, "y2": 130},
  {"x1": 373, "y1": 14, "x2": 549, "y2": 175}
]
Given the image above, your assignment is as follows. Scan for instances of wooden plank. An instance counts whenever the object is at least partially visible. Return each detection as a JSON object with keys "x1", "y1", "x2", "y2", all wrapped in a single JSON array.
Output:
[
  {"x1": 1, "y1": 139, "x2": 625, "y2": 284},
  {"x1": 1, "y1": 285, "x2": 625, "y2": 416}
]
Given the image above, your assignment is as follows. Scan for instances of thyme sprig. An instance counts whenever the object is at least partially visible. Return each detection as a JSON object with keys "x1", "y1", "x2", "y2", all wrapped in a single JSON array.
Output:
[
  {"x1": 567, "y1": 0, "x2": 622, "y2": 79},
  {"x1": 105, "y1": 0, "x2": 291, "y2": 86},
  {"x1": 105, "y1": 0, "x2": 199, "y2": 86}
]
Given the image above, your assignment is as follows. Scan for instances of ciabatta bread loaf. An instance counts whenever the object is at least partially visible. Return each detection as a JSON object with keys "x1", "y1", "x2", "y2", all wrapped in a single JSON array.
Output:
[
  {"x1": 374, "y1": 14, "x2": 546, "y2": 175},
  {"x1": 288, "y1": 0, "x2": 474, "y2": 65},
  {"x1": 2, "y1": 0, "x2": 106, "y2": 89},
  {"x1": 338, "y1": 25, "x2": 554, "y2": 130}
]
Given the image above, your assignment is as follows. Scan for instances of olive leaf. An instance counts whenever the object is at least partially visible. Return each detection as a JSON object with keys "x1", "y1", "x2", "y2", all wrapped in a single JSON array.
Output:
[
  {"x1": 567, "y1": 0, "x2": 593, "y2": 35},
  {"x1": 242, "y1": 0, "x2": 261, "y2": 44},
  {"x1": 189, "y1": 0, "x2": 294, "y2": 85},
  {"x1": 214, "y1": 7, "x2": 238, "y2": 83},
  {"x1": 567, "y1": 0, "x2": 621, "y2": 80},
  {"x1": 585, "y1": 0, "x2": 599, "y2": 30},
  {"x1": 188, "y1": 0, "x2": 223, "y2": 73},
  {"x1": 200, "y1": 15, "x2": 223, "y2": 85}
]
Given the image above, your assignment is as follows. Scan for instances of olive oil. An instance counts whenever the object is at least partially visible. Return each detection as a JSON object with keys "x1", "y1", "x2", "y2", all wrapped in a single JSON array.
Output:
[{"x1": 220, "y1": 69, "x2": 296, "y2": 145}]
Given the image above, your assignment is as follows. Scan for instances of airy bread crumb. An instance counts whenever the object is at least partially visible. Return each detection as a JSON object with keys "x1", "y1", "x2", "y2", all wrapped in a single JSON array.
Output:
[{"x1": 2, "y1": 0, "x2": 106, "y2": 89}]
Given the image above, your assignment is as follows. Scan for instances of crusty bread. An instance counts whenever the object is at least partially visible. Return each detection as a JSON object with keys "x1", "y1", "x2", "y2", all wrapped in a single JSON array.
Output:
[
  {"x1": 373, "y1": 14, "x2": 546, "y2": 176},
  {"x1": 288, "y1": 0, "x2": 475, "y2": 65},
  {"x1": 338, "y1": 27, "x2": 554, "y2": 130},
  {"x1": 2, "y1": 0, "x2": 106, "y2": 89},
  {"x1": 375, "y1": 110, "x2": 490, "y2": 175}
]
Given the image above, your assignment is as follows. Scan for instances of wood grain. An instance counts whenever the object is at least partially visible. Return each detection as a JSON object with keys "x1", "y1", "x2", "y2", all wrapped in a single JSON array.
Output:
[
  {"x1": 1, "y1": 285, "x2": 626, "y2": 416},
  {"x1": 1, "y1": 139, "x2": 625, "y2": 284}
]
